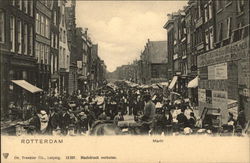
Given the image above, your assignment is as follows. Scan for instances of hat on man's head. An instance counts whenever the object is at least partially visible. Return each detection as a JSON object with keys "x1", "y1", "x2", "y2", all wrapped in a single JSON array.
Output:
[
  {"x1": 155, "y1": 102, "x2": 163, "y2": 109},
  {"x1": 40, "y1": 110, "x2": 47, "y2": 115}
]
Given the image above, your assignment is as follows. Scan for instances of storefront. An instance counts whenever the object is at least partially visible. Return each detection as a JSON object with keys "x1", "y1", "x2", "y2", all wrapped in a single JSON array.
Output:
[{"x1": 197, "y1": 36, "x2": 249, "y2": 123}]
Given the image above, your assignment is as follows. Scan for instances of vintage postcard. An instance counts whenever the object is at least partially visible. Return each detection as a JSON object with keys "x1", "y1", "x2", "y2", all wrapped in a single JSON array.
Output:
[{"x1": 0, "y1": 0, "x2": 249, "y2": 163}]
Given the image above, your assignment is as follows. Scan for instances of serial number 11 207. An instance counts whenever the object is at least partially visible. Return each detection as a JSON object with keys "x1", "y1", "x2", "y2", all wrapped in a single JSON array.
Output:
[{"x1": 66, "y1": 156, "x2": 76, "y2": 159}]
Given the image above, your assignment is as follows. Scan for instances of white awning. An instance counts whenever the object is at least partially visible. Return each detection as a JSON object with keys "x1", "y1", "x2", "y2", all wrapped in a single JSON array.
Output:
[
  {"x1": 168, "y1": 76, "x2": 178, "y2": 89},
  {"x1": 11, "y1": 80, "x2": 43, "y2": 93},
  {"x1": 187, "y1": 76, "x2": 198, "y2": 88}
]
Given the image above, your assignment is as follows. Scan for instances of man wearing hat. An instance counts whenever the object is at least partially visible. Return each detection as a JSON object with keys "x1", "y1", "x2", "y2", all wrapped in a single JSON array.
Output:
[
  {"x1": 48, "y1": 107, "x2": 60, "y2": 135},
  {"x1": 59, "y1": 107, "x2": 71, "y2": 135},
  {"x1": 77, "y1": 112, "x2": 88, "y2": 134},
  {"x1": 141, "y1": 94, "x2": 156, "y2": 122},
  {"x1": 39, "y1": 110, "x2": 49, "y2": 134}
]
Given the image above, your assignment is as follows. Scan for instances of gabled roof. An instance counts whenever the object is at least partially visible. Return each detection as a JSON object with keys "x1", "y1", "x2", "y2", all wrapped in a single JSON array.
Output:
[{"x1": 147, "y1": 41, "x2": 167, "y2": 64}]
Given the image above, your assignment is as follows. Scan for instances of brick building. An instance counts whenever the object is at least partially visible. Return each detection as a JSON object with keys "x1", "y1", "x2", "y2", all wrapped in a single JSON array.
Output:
[
  {"x1": 139, "y1": 39, "x2": 168, "y2": 84},
  {"x1": 65, "y1": 0, "x2": 77, "y2": 95},
  {"x1": 50, "y1": 0, "x2": 60, "y2": 95},
  {"x1": 0, "y1": 0, "x2": 39, "y2": 117},
  {"x1": 34, "y1": 0, "x2": 52, "y2": 92}
]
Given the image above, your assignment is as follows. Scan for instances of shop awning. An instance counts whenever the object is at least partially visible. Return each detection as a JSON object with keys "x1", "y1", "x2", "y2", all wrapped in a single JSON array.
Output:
[
  {"x1": 168, "y1": 76, "x2": 178, "y2": 89},
  {"x1": 11, "y1": 80, "x2": 43, "y2": 93},
  {"x1": 187, "y1": 76, "x2": 198, "y2": 88},
  {"x1": 78, "y1": 76, "x2": 87, "y2": 80}
]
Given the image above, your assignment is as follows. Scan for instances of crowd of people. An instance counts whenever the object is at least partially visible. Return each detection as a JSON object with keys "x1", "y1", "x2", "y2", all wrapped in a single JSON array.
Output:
[{"x1": 5, "y1": 81, "x2": 248, "y2": 136}]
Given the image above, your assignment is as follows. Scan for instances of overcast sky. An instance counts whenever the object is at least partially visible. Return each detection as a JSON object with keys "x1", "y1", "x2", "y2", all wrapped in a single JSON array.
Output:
[{"x1": 76, "y1": 1, "x2": 187, "y2": 72}]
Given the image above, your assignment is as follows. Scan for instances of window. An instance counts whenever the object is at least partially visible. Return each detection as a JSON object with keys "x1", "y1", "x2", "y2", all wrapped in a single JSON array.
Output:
[
  {"x1": 0, "y1": 10, "x2": 5, "y2": 43},
  {"x1": 41, "y1": 15, "x2": 44, "y2": 36},
  {"x1": 10, "y1": 16, "x2": 15, "y2": 51},
  {"x1": 205, "y1": 29, "x2": 209, "y2": 50},
  {"x1": 218, "y1": 22, "x2": 223, "y2": 41},
  {"x1": 51, "y1": 54, "x2": 54, "y2": 74},
  {"x1": 44, "y1": 46, "x2": 48, "y2": 64},
  {"x1": 63, "y1": 48, "x2": 65, "y2": 66},
  {"x1": 45, "y1": 18, "x2": 50, "y2": 38},
  {"x1": 63, "y1": 30, "x2": 66, "y2": 43},
  {"x1": 67, "y1": 56, "x2": 69, "y2": 69},
  {"x1": 55, "y1": 55, "x2": 58, "y2": 72},
  {"x1": 209, "y1": 27, "x2": 214, "y2": 49},
  {"x1": 237, "y1": 0, "x2": 244, "y2": 13},
  {"x1": 24, "y1": 23, "x2": 28, "y2": 55},
  {"x1": 55, "y1": 34, "x2": 58, "y2": 49},
  {"x1": 59, "y1": 29, "x2": 62, "y2": 41},
  {"x1": 226, "y1": 17, "x2": 232, "y2": 38},
  {"x1": 51, "y1": 33, "x2": 54, "y2": 47},
  {"x1": 197, "y1": 4, "x2": 201, "y2": 18},
  {"x1": 204, "y1": 6, "x2": 208, "y2": 22},
  {"x1": 29, "y1": 26, "x2": 33, "y2": 56},
  {"x1": 62, "y1": 15, "x2": 65, "y2": 27},
  {"x1": 35, "y1": 42, "x2": 41, "y2": 63},
  {"x1": 17, "y1": 0, "x2": 22, "y2": 10},
  {"x1": 208, "y1": 3, "x2": 212, "y2": 19},
  {"x1": 17, "y1": 19, "x2": 22, "y2": 53},
  {"x1": 53, "y1": 11, "x2": 57, "y2": 25},
  {"x1": 41, "y1": 44, "x2": 44, "y2": 63},
  {"x1": 24, "y1": 0, "x2": 28, "y2": 13},
  {"x1": 28, "y1": 1, "x2": 33, "y2": 16},
  {"x1": 36, "y1": 13, "x2": 40, "y2": 34}
]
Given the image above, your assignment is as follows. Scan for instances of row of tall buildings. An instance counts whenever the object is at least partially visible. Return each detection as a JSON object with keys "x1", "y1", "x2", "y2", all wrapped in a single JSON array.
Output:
[
  {"x1": 109, "y1": 39, "x2": 168, "y2": 84},
  {"x1": 164, "y1": 0, "x2": 249, "y2": 122},
  {"x1": 0, "y1": 0, "x2": 107, "y2": 117},
  {"x1": 109, "y1": 0, "x2": 249, "y2": 121}
]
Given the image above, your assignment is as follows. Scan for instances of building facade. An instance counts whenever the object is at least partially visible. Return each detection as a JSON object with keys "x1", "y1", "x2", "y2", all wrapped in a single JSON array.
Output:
[
  {"x1": 165, "y1": 0, "x2": 250, "y2": 122},
  {"x1": 58, "y1": 0, "x2": 70, "y2": 94},
  {"x1": 35, "y1": 0, "x2": 52, "y2": 92},
  {"x1": 65, "y1": 0, "x2": 77, "y2": 95},
  {"x1": 139, "y1": 40, "x2": 168, "y2": 84},
  {"x1": 50, "y1": 0, "x2": 60, "y2": 95},
  {"x1": 0, "y1": 0, "x2": 37, "y2": 117}
]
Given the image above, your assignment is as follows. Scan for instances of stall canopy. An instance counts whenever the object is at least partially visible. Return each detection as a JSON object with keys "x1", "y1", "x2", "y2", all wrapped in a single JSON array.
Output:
[
  {"x1": 187, "y1": 76, "x2": 198, "y2": 88},
  {"x1": 168, "y1": 76, "x2": 178, "y2": 89},
  {"x1": 11, "y1": 80, "x2": 43, "y2": 93}
]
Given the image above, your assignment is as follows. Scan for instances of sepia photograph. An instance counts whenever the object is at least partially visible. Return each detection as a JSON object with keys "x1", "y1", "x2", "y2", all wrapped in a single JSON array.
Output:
[{"x1": 0, "y1": 0, "x2": 249, "y2": 162}]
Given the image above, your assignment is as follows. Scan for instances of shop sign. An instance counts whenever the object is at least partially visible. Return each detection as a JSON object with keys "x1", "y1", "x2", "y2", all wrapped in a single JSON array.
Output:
[
  {"x1": 197, "y1": 37, "x2": 249, "y2": 68},
  {"x1": 199, "y1": 80, "x2": 227, "y2": 91},
  {"x1": 208, "y1": 63, "x2": 227, "y2": 80},
  {"x1": 198, "y1": 89, "x2": 206, "y2": 103},
  {"x1": 238, "y1": 59, "x2": 250, "y2": 89}
]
